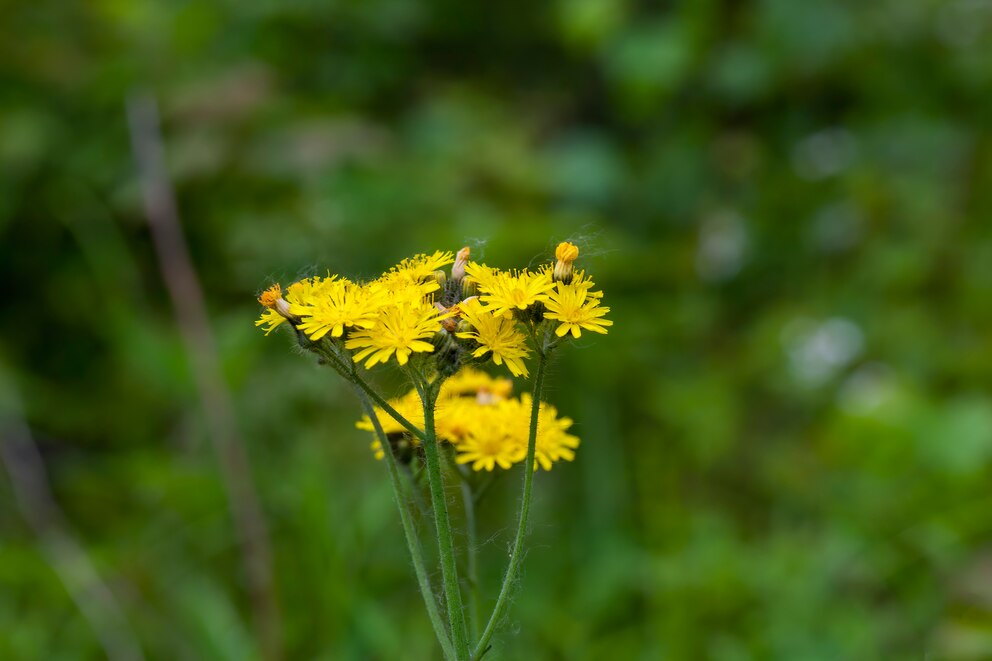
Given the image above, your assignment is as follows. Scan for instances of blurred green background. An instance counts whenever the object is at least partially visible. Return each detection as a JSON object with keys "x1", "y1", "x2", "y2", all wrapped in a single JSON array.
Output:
[{"x1": 3, "y1": 0, "x2": 992, "y2": 658}]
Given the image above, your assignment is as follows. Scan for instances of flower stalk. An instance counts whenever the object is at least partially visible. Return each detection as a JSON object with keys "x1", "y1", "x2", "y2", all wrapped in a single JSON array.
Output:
[
  {"x1": 357, "y1": 393, "x2": 455, "y2": 661},
  {"x1": 256, "y1": 242, "x2": 609, "y2": 659},
  {"x1": 459, "y1": 469, "x2": 481, "y2": 642},
  {"x1": 417, "y1": 377, "x2": 472, "y2": 661},
  {"x1": 473, "y1": 350, "x2": 548, "y2": 660}
]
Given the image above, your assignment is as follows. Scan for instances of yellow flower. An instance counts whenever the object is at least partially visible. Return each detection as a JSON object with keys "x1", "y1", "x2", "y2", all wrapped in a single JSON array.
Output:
[
  {"x1": 370, "y1": 271, "x2": 440, "y2": 306},
  {"x1": 292, "y1": 279, "x2": 383, "y2": 341},
  {"x1": 569, "y1": 269, "x2": 602, "y2": 298},
  {"x1": 439, "y1": 367, "x2": 513, "y2": 401},
  {"x1": 477, "y1": 269, "x2": 555, "y2": 317},
  {"x1": 255, "y1": 279, "x2": 325, "y2": 334},
  {"x1": 496, "y1": 396, "x2": 580, "y2": 471},
  {"x1": 434, "y1": 396, "x2": 481, "y2": 445},
  {"x1": 389, "y1": 251, "x2": 455, "y2": 283},
  {"x1": 357, "y1": 370, "x2": 581, "y2": 471},
  {"x1": 345, "y1": 302, "x2": 450, "y2": 368},
  {"x1": 463, "y1": 261, "x2": 501, "y2": 292},
  {"x1": 255, "y1": 308, "x2": 287, "y2": 335},
  {"x1": 456, "y1": 298, "x2": 531, "y2": 377},
  {"x1": 532, "y1": 397, "x2": 580, "y2": 471},
  {"x1": 543, "y1": 282, "x2": 613, "y2": 338},
  {"x1": 455, "y1": 419, "x2": 526, "y2": 471}
]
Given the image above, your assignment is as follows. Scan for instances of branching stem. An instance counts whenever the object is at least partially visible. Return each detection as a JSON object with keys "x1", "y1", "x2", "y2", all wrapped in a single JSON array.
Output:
[
  {"x1": 473, "y1": 351, "x2": 548, "y2": 660},
  {"x1": 417, "y1": 378, "x2": 472, "y2": 661},
  {"x1": 357, "y1": 392, "x2": 455, "y2": 661},
  {"x1": 459, "y1": 469, "x2": 481, "y2": 642}
]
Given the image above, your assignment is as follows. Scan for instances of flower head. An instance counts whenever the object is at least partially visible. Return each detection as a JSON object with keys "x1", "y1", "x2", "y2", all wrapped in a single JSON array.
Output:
[
  {"x1": 255, "y1": 281, "x2": 307, "y2": 333},
  {"x1": 440, "y1": 367, "x2": 513, "y2": 401},
  {"x1": 291, "y1": 279, "x2": 383, "y2": 341},
  {"x1": 544, "y1": 282, "x2": 612, "y2": 338},
  {"x1": 464, "y1": 262, "x2": 500, "y2": 292},
  {"x1": 456, "y1": 298, "x2": 531, "y2": 377},
  {"x1": 532, "y1": 397, "x2": 580, "y2": 470},
  {"x1": 345, "y1": 302, "x2": 451, "y2": 368},
  {"x1": 356, "y1": 366, "x2": 581, "y2": 472},
  {"x1": 455, "y1": 421, "x2": 526, "y2": 471},
  {"x1": 389, "y1": 251, "x2": 455, "y2": 283},
  {"x1": 476, "y1": 269, "x2": 555, "y2": 317},
  {"x1": 452, "y1": 246, "x2": 471, "y2": 281}
]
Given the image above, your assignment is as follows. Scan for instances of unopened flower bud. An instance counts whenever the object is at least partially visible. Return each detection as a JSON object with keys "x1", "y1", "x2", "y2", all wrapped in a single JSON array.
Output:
[
  {"x1": 452, "y1": 246, "x2": 471, "y2": 281},
  {"x1": 461, "y1": 278, "x2": 478, "y2": 299},
  {"x1": 274, "y1": 298, "x2": 294, "y2": 319},
  {"x1": 553, "y1": 241, "x2": 579, "y2": 283},
  {"x1": 433, "y1": 270, "x2": 447, "y2": 290}
]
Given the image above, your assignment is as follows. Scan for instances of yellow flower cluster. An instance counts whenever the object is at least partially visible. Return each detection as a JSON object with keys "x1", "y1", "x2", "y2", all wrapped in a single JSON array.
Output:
[
  {"x1": 256, "y1": 251, "x2": 454, "y2": 367},
  {"x1": 460, "y1": 243, "x2": 611, "y2": 365},
  {"x1": 256, "y1": 242, "x2": 611, "y2": 377},
  {"x1": 356, "y1": 368, "x2": 580, "y2": 471}
]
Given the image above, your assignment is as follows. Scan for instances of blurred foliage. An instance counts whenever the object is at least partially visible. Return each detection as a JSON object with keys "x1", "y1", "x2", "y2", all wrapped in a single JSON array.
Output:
[{"x1": 3, "y1": 0, "x2": 992, "y2": 658}]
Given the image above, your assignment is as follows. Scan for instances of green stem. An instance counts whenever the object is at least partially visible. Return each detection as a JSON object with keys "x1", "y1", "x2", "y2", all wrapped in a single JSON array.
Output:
[
  {"x1": 473, "y1": 353, "x2": 547, "y2": 660},
  {"x1": 317, "y1": 341, "x2": 427, "y2": 442},
  {"x1": 460, "y1": 469, "x2": 481, "y2": 642},
  {"x1": 357, "y1": 392, "x2": 455, "y2": 661},
  {"x1": 418, "y1": 379, "x2": 472, "y2": 661}
]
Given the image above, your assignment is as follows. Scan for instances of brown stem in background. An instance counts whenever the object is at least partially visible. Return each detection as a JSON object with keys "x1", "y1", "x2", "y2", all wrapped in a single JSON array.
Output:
[
  {"x1": 126, "y1": 93, "x2": 282, "y2": 660},
  {"x1": 0, "y1": 381, "x2": 145, "y2": 661}
]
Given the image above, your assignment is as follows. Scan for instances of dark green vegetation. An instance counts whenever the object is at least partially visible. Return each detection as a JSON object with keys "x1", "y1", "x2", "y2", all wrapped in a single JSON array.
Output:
[{"x1": 3, "y1": 0, "x2": 992, "y2": 658}]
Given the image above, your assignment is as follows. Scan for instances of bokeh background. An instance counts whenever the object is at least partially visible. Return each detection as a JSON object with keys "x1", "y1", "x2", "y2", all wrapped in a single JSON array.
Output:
[{"x1": 3, "y1": 0, "x2": 992, "y2": 658}]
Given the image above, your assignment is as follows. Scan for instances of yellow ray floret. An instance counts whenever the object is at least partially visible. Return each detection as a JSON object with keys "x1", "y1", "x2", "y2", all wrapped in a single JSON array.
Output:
[
  {"x1": 477, "y1": 269, "x2": 555, "y2": 317},
  {"x1": 256, "y1": 284, "x2": 289, "y2": 334},
  {"x1": 531, "y1": 396, "x2": 580, "y2": 471},
  {"x1": 345, "y1": 302, "x2": 451, "y2": 368},
  {"x1": 388, "y1": 250, "x2": 455, "y2": 284},
  {"x1": 456, "y1": 298, "x2": 531, "y2": 377},
  {"x1": 455, "y1": 421, "x2": 526, "y2": 471},
  {"x1": 371, "y1": 270, "x2": 440, "y2": 305},
  {"x1": 356, "y1": 366, "x2": 580, "y2": 472},
  {"x1": 439, "y1": 367, "x2": 514, "y2": 401},
  {"x1": 255, "y1": 308, "x2": 286, "y2": 335},
  {"x1": 463, "y1": 262, "x2": 501, "y2": 292},
  {"x1": 256, "y1": 277, "x2": 340, "y2": 334},
  {"x1": 292, "y1": 279, "x2": 383, "y2": 340},
  {"x1": 543, "y1": 281, "x2": 612, "y2": 338}
]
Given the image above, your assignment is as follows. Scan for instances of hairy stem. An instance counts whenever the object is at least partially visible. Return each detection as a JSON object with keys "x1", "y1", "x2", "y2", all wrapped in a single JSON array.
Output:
[
  {"x1": 402, "y1": 463, "x2": 431, "y2": 522},
  {"x1": 357, "y1": 392, "x2": 455, "y2": 661},
  {"x1": 418, "y1": 380, "x2": 471, "y2": 661},
  {"x1": 473, "y1": 353, "x2": 547, "y2": 660},
  {"x1": 460, "y1": 471, "x2": 481, "y2": 642},
  {"x1": 316, "y1": 341, "x2": 427, "y2": 442}
]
